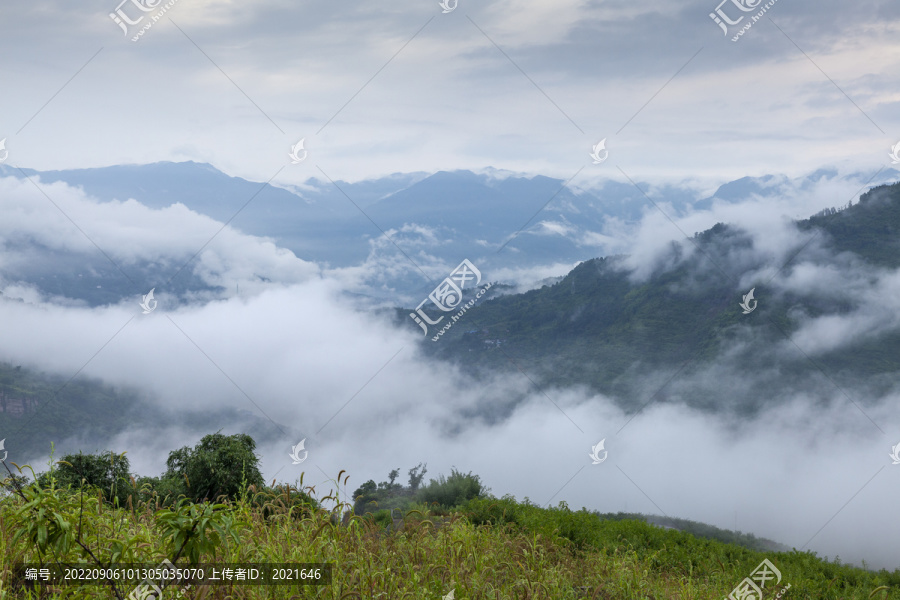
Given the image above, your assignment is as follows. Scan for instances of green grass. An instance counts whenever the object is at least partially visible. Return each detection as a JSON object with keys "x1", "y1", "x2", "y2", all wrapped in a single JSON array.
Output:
[{"x1": 1, "y1": 469, "x2": 898, "y2": 599}]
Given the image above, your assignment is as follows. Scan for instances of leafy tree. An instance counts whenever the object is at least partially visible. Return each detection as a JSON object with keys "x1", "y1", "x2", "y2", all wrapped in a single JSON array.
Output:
[
  {"x1": 36, "y1": 450, "x2": 132, "y2": 506},
  {"x1": 352, "y1": 479, "x2": 379, "y2": 515},
  {"x1": 351, "y1": 463, "x2": 427, "y2": 515},
  {"x1": 407, "y1": 462, "x2": 427, "y2": 492},
  {"x1": 163, "y1": 432, "x2": 264, "y2": 503},
  {"x1": 132, "y1": 474, "x2": 183, "y2": 506}
]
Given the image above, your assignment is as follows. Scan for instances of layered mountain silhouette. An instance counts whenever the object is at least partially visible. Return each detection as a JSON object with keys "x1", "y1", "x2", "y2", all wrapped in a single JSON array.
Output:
[
  {"x1": 415, "y1": 181, "x2": 900, "y2": 418},
  {"x1": 2, "y1": 161, "x2": 897, "y2": 306}
]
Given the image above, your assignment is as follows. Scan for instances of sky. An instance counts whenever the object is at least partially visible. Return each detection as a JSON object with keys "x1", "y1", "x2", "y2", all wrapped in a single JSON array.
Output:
[
  {"x1": 1, "y1": 0, "x2": 900, "y2": 574},
  {"x1": 0, "y1": 0, "x2": 898, "y2": 186}
]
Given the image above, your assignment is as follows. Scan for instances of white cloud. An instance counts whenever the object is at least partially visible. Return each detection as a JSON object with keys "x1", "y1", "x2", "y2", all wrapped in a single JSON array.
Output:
[
  {"x1": 5, "y1": 280, "x2": 898, "y2": 570},
  {"x1": 1, "y1": 0, "x2": 899, "y2": 574},
  {"x1": 0, "y1": 175, "x2": 320, "y2": 294}
]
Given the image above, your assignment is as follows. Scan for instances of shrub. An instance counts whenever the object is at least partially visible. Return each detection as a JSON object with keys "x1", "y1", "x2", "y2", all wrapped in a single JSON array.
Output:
[
  {"x1": 418, "y1": 468, "x2": 488, "y2": 509},
  {"x1": 35, "y1": 450, "x2": 132, "y2": 507}
]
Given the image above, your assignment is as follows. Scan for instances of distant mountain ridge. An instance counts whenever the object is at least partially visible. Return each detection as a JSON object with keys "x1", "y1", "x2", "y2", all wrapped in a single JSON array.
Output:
[
  {"x1": 416, "y1": 181, "x2": 900, "y2": 416},
  {"x1": 1, "y1": 161, "x2": 898, "y2": 306}
]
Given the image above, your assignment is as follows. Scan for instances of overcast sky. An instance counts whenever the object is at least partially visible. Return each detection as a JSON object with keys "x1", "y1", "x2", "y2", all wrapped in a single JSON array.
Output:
[
  {"x1": 2, "y1": 0, "x2": 900, "y2": 573},
  {"x1": 0, "y1": 0, "x2": 898, "y2": 185}
]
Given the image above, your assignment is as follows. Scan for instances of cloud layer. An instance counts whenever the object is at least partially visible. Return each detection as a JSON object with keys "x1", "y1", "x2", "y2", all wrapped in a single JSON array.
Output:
[
  {"x1": 0, "y1": 0, "x2": 897, "y2": 182},
  {"x1": 1, "y1": 173, "x2": 899, "y2": 570}
]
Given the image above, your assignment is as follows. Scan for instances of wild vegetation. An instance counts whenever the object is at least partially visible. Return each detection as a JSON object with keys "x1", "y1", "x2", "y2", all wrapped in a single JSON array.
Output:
[{"x1": 1, "y1": 434, "x2": 898, "y2": 599}]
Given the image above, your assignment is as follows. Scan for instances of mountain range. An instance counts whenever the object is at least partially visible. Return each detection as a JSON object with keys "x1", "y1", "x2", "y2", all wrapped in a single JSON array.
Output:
[
  {"x1": 3, "y1": 161, "x2": 897, "y2": 306},
  {"x1": 2, "y1": 161, "x2": 899, "y2": 421},
  {"x1": 413, "y1": 180, "x2": 900, "y2": 418}
]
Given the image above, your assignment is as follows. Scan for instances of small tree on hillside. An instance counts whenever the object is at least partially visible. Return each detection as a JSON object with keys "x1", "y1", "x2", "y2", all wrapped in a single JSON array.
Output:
[
  {"x1": 352, "y1": 479, "x2": 379, "y2": 515},
  {"x1": 352, "y1": 463, "x2": 427, "y2": 515},
  {"x1": 407, "y1": 463, "x2": 427, "y2": 493},
  {"x1": 163, "y1": 432, "x2": 264, "y2": 503},
  {"x1": 36, "y1": 451, "x2": 132, "y2": 506}
]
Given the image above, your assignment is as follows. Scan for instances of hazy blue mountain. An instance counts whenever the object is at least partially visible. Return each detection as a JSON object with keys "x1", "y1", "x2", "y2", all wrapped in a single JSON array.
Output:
[
  {"x1": 0, "y1": 162, "x2": 425, "y2": 222},
  {"x1": 2, "y1": 161, "x2": 897, "y2": 306}
]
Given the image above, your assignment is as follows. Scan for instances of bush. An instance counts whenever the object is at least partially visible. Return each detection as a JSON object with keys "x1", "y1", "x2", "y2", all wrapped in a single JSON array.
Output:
[
  {"x1": 464, "y1": 496, "x2": 520, "y2": 528},
  {"x1": 419, "y1": 468, "x2": 488, "y2": 508},
  {"x1": 35, "y1": 450, "x2": 132, "y2": 507},
  {"x1": 351, "y1": 465, "x2": 423, "y2": 516},
  {"x1": 352, "y1": 479, "x2": 379, "y2": 515}
]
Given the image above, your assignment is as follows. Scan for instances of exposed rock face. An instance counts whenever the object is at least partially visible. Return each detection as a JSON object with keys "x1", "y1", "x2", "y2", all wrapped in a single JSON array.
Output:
[{"x1": 0, "y1": 391, "x2": 36, "y2": 416}]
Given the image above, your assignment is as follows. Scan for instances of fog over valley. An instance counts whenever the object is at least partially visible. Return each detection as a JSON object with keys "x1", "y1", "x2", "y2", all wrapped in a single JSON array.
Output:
[
  {"x1": 1, "y1": 166, "x2": 899, "y2": 570},
  {"x1": 1, "y1": 1, "x2": 899, "y2": 596}
]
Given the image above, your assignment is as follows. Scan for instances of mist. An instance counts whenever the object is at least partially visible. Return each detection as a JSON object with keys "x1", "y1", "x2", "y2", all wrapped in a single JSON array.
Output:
[{"x1": 1, "y1": 172, "x2": 899, "y2": 571}]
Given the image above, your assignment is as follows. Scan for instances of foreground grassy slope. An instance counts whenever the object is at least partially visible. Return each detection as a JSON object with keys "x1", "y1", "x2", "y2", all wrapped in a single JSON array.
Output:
[{"x1": 1, "y1": 473, "x2": 898, "y2": 599}]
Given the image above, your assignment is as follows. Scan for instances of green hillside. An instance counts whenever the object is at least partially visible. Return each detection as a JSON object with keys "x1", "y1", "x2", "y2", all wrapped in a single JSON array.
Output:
[
  {"x1": 1, "y1": 440, "x2": 898, "y2": 599},
  {"x1": 0, "y1": 363, "x2": 155, "y2": 462},
  {"x1": 0, "y1": 363, "x2": 281, "y2": 467},
  {"x1": 413, "y1": 181, "x2": 900, "y2": 412}
]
